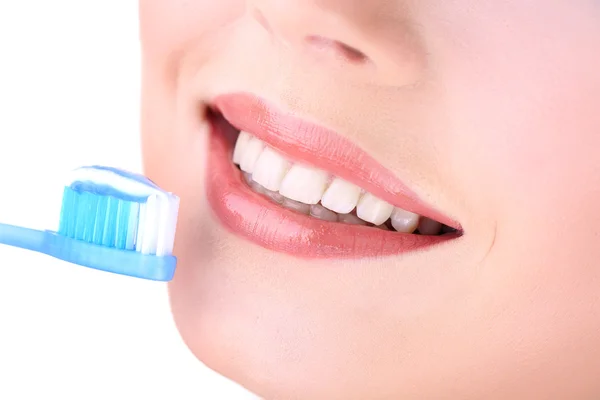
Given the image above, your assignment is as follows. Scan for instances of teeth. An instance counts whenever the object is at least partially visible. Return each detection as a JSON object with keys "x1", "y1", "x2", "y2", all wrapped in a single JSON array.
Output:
[
  {"x1": 338, "y1": 213, "x2": 367, "y2": 225},
  {"x1": 309, "y1": 204, "x2": 338, "y2": 222},
  {"x1": 356, "y1": 193, "x2": 394, "y2": 226},
  {"x1": 282, "y1": 198, "x2": 310, "y2": 215},
  {"x1": 242, "y1": 172, "x2": 253, "y2": 185},
  {"x1": 263, "y1": 188, "x2": 284, "y2": 204},
  {"x1": 240, "y1": 137, "x2": 265, "y2": 173},
  {"x1": 233, "y1": 131, "x2": 252, "y2": 165},
  {"x1": 418, "y1": 217, "x2": 442, "y2": 235},
  {"x1": 279, "y1": 164, "x2": 329, "y2": 205},
  {"x1": 249, "y1": 180, "x2": 265, "y2": 194},
  {"x1": 252, "y1": 147, "x2": 291, "y2": 192},
  {"x1": 321, "y1": 178, "x2": 361, "y2": 214},
  {"x1": 390, "y1": 208, "x2": 419, "y2": 233},
  {"x1": 234, "y1": 132, "x2": 448, "y2": 234}
]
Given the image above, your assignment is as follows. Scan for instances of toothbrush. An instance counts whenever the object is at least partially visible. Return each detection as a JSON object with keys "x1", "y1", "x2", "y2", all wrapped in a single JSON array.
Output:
[{"x1": 0, "y1": 166, "x2": 180, "y2": 281}]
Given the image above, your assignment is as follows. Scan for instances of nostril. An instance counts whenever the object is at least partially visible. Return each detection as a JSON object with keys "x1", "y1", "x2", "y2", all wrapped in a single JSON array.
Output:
[{"x1": 305, "y1": 35, "x2": 369, "y2": 64}]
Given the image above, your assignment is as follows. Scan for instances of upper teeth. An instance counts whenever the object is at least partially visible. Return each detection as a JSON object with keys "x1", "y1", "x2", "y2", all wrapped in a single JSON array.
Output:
[
  {"x1": 321, "y1": 178, "x2": 361, "y2": 214},
  {"x1": 233, "y1": 131, "x2": 425, "y2": 233},
  {"x1": 279, "y1": 164, "x2": 329, "y2": 205}
]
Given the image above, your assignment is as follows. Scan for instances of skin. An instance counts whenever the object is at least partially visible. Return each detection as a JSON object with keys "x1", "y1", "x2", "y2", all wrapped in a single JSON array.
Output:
[{"x1": 139, "y1": 1, "x2": 600, "y2": 398}]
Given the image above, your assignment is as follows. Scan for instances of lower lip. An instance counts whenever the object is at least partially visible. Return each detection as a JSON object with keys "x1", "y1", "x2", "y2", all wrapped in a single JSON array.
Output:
[{"x1": 205, "y1": 116, "x2": 458, "y2": 259}]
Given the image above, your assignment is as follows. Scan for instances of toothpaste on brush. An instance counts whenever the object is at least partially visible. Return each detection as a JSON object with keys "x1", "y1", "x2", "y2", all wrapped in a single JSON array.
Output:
[{"x1": 0, "y1": 166, "x2": 180, "y2": 281}]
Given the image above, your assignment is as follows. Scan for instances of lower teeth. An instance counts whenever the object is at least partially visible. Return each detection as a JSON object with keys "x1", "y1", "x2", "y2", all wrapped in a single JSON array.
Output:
[{"x1": 241, "y1": 171, "x2": 453, "y2": 235}]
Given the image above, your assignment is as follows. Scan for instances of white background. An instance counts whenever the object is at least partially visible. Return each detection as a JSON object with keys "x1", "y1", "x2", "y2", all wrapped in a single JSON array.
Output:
[{"x1": 0, "y1": 2, "x2": 256, "y2": 399}]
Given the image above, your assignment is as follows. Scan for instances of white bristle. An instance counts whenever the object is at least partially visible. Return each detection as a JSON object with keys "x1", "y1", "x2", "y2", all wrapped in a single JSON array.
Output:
[
  {"x1": 156, "y1": 195, "x2": 170, "y2": 256},
  {"x1": 165, "y1": 197, "x2": 180, "y2": 254},
  {"x1": 125, "y1": 202, "x2": 139, "y2": 251},
  {"x1": 132, "y1": 192, "x2": 179, "y2": 257},
  {"x1": 135, "y1": 202, "x2": 147, "y2": 252},
  {"x1": 141, "y1": 195, "x2": 158, "y2": 255}
]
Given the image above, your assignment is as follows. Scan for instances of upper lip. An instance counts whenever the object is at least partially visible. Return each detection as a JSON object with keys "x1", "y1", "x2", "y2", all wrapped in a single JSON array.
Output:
[{"x1": 212, "y1": 92, "x2": 460, "y2": 230}]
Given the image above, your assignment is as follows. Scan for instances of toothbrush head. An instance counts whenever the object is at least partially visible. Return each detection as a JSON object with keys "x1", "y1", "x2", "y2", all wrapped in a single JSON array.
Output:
[{"x1": 53, "y1": 166, "x2": 180, "y2": 281}]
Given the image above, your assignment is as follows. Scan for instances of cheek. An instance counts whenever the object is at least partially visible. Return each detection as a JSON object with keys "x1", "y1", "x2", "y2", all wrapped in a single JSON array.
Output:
[
  {"x1": 428, "y1": 5, "x2": 600, "y2": 380},
  {"x1": 421, "y1": 1, "x2": 600, "y2": 228},
  {"x1": 457, "y1": 76, "x2": 600, "y2": 225},
  {"x1": 139, "y1": 0, "x2": 244, "y2": 61},
  {"x1": 433, "y1": 56, "x2": 600, "y2": 397},
  {"x1": 433, "y1": 6, "x2": 600, "y2": 255}
]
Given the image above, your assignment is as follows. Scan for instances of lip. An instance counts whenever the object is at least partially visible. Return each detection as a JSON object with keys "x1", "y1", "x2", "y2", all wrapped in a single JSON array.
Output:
[{"x1": 205, "y1": 92, "x2": 460, "y2": 259}]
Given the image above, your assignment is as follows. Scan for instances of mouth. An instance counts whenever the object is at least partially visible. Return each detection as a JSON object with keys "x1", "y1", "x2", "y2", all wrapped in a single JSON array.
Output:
[{"x1": 204, "y1": 92, "x2": 462, "y2": 258}]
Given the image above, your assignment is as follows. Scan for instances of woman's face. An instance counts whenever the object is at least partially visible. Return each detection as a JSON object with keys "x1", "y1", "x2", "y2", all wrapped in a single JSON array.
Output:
[{"x1": 140, "y1": 1, "x2": 600, "y2": 398}]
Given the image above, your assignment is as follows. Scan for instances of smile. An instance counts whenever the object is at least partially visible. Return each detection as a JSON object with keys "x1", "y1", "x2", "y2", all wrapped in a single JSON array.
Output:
[{"x1": 205, "y1": 92, "x2": 462, "y2": 258}]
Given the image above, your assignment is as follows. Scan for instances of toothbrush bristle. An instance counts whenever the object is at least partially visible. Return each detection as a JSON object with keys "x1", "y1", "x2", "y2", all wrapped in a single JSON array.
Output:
[{"x1": 58, "y1": 186, "x2": 180, "y2": 257}]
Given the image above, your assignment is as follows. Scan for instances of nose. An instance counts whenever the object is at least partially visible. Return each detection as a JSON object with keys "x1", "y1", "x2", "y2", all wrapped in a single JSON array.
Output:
[{"x1": 248, "y1": 0, "x2": 426, "y2": 86}]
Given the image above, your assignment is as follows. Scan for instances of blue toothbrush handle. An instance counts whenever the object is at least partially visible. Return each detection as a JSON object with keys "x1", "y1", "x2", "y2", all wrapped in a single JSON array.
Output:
[
  {"x1": 0, "y1": 222, "x2": 177, "y2": 281},
  {"x1": 0, "y1": 223, "x2": 47, "y2": 252}
]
